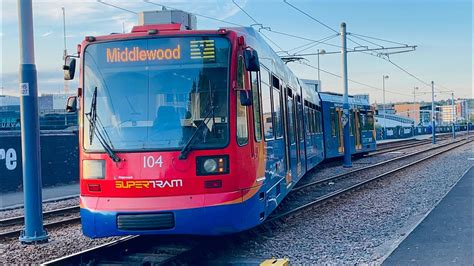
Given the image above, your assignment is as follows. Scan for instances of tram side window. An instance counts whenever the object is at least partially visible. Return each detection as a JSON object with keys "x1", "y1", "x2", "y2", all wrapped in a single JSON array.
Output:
[
  {"x1": 318, "y1": 110, "x2": 323, "y2": 133},
  {"x1": 273, "y1": 89, "x2": 283, "y2": 138},
  {"x1": 261, "y1": 81, "x2": 273, "y2": 140},
  {"x1": 316, "y1": 110, "x2": 321, "y2": 133},
  {"x1": 330, "y1": 107, "x2": 336, "y2": 136},
  {"x1": 304, "y1": 107, "x2": 313, "y2": 135},
  {"x1": 236, "y1": 57, "x2": 248, "y2": 146},
  {"x1": 251, "y1": 72, "x2": 262, "y2": 142},
  {"x1": 297, "y1": 98, "x2": 304, "y2": 141},
  {"x1": 287, "y1": 95, "x2": 296, "y2": 145},
  {"x1": 366, "y1": 111, "x2": 374, "y2": 130}
]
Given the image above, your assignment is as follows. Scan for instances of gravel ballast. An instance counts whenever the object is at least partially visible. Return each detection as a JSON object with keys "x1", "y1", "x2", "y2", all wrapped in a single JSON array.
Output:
[
  {"x1": 1, "y1": 140, "x2": 470, "y2": 264},
  {"x1": 213, "y1": 141, "x2": 473, "y2": 264}
]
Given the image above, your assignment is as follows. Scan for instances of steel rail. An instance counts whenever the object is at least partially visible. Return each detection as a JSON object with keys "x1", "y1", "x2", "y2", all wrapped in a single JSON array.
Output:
[
  {"x1": 42, "y1": 138, "x2": 470, "y2": 265},
  {"x1": 0, "y1": 206, "x2": 79, "y2": 227},
  {"x1": 267, "y1": 139, "x2": 471, "y2": 222},
  {"x1": 0, "y1": 216, "x2": 80, "y2": 240},
  {"x1": 293, "y1": 138, "x2": 466, "y2": 192}
]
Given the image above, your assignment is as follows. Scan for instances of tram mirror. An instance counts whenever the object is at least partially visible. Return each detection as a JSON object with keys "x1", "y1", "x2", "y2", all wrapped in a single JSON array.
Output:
[
  {"x1": 63, "y1": 57, "x2": 76, "y2": 80},
  {"x1": 240, "y1": 90, "x2": 252, "y2": 106},
  {"x1": 66, "y1": 96, "x2": 77, "y2": 113},
  {"x1": 244, "y1": 49, "x2": 260, "y2": 72}
]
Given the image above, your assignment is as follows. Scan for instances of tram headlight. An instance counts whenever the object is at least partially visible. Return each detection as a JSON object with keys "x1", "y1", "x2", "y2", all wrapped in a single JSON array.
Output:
[
  {"x1": 196, "y1": 155, "x2": 229, "y2": 175},
  {"x1": 83, "y1": 159, "x2": 105, "y2": 179},
  {"x1": 203, "y1": 159, "x2": 218, "y2": 173}
]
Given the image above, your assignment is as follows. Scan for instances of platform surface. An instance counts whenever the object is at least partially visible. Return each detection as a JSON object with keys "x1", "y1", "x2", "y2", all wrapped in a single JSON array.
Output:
[
  {"x1": 0, "y1": 183, "x2": 79, "y2": 209},
  {"x1": 376, "y1": 134, "x2": 431, "y2": 144},
  {"x1": 383, "y1": 166, "x2": 473, "y2": 265}
]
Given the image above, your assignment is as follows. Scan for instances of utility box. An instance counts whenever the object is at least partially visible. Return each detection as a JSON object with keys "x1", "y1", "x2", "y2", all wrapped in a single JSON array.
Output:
[{"x1": 138, "y1": 10, "x2": 197, "y2": 30}]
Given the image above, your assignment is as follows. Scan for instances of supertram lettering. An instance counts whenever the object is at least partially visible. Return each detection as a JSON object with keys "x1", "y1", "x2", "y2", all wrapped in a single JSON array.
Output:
[{"x1": 115, "y1": 179, "x2": 183, "y2": 189}]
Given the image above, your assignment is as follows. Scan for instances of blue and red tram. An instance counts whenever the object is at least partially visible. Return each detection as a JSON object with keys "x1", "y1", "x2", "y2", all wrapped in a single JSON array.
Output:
[{"x1": 66, "y1": 22, "x2": 375, "y2": 238}]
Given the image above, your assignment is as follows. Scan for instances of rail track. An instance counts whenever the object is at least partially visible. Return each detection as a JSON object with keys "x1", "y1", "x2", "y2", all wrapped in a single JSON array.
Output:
[
  {"x1": 0, "y1": 206, "x2": 80, "y2": 240},
  {"x1": 42, "y1": 137, "x2": 471, "y2": 265},
  {"x1": 372, "y1": 132, "x2": 466, "y2": 156}
]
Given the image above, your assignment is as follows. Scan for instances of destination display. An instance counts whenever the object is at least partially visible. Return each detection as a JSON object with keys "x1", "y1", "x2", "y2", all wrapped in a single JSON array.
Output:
[{"x1": 88, "y1": 37, "x2": 228, "y2": 67}]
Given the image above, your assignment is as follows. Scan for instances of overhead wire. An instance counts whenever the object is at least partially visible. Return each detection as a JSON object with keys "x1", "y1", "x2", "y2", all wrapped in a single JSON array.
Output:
[
  {"x1": 97, "y1": 0, "x2": 137, "y2": 14},
  {"x1": 283, "y1": 0, "x2": 338, "y2": 34},
  {"x1": 296, "y1": 61, "x2": 413, "y2": 97}
]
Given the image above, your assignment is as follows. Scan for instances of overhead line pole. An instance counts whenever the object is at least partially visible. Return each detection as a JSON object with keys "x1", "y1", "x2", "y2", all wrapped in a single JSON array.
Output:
[
  {"x1": 451, "y1": 92, "x2": 455, "y2": 139},
  {"x1": 17, "y1": 0, "x2": 48, "y2": 244},
  {"x1": 431, "y1": 81, "x2": 436, "y2": 144},
  {"x1": 341, "y1": 22, "x2": 352, "y2": 168}
]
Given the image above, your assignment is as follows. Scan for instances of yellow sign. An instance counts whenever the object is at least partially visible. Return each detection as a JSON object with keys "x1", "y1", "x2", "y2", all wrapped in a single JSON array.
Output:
[
  {"x1": 106, "y1": 45, "x2": 181, "y2": 63},
  {"x1": 190, "y1": 40, "x2": 215, "y2": 60}
]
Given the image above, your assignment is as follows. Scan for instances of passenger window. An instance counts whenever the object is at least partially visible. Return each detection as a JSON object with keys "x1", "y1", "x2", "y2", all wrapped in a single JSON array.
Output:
[
  {"x1": 237, "y1": 56, "x2": 244, "y2": 89},
  {"x1": 251, "y1": 72, "x2": 262, "y2": 142},
  {"x1": 366, "y1": 111, "x2": 374, "y2": 130},
  {"x1": 305, "y1": 108, "x2": 311, "y2": 134},
  {"x1": 330, "y1": 107, "x2": 336, "y2": 136},
  {"x1": 273, "y1": 89, "x2": 283, "y2": 138},
  {"x1": 261, "y1": 81, "x2": 273, "y2": 140},
  {"x1": 287, "y1": 98, "x2": 295, "y2": 144},
  {"x1": 236, "y1": 72, "x2": 248, "y2": 146},
  {"x1": 318, "y1": 110, "x2": 322, "y2": 133}
]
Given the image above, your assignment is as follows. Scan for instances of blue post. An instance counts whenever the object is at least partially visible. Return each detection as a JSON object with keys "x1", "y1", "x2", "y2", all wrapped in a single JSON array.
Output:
[
  {"x1": 18, "y1": 0, "x2": 48, "y2": 243},
  {"x1": 341, "y1": 22, "x2": 352, "y2": 168},
  {"x1": 431, "y1": 81, "x2": 436, "y2": 144}
]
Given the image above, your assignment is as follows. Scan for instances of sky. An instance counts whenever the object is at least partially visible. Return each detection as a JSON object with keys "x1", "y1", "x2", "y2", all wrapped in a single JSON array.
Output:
[{"x1": 1, "y1": 0, "x2": 472, "y2": 104}]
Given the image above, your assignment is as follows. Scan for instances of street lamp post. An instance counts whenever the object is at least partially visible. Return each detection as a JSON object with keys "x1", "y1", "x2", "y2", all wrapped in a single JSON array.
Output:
[
  {"x1": 382, "y1": 75, "x2": 389, "y2": 139},
  {"x1": 317, "y1": 49, "x2": 325, "y2": 92}
]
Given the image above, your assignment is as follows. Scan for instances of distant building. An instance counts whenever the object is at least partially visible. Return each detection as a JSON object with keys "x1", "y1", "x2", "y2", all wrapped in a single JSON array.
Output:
[
  {"x1": 440, "y1": 105, "x2": 456, "y2": 124},
  {"x1": 394, "y1": 103, "x2": 420, "y2": 125}
]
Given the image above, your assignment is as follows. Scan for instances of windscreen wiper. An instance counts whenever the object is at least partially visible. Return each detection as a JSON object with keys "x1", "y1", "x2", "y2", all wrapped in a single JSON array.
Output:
[
  {"x1": 86, "y1": 87, "x2": 121, "y2": 162},
  {"x1": 179, "y1": 105, "x2": 217, "y2": 160}
]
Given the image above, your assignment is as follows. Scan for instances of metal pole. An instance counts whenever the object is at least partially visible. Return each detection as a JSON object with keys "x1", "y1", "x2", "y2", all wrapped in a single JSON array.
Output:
[
  {"x1": 317, "y1": 49, "x2": 321, "y2": 86},
  {"x1": 451, "y1": 92, "x2": 455, "y2": 139},
  {"x1": 382, "y1": 76, "x2": 386, "y2": 139},
  {"x1": 413, "y1": 87, "x2": 416, "y2": 137},
  {"x1": 17, "y1": 0, "x2": 48, "y2": 243},
  {"x1": 341, "y1": 22, "x2": 352, "y2": 168},
  {"x1": 431, "y1": 81, "x2": 436, "y2": 144}
]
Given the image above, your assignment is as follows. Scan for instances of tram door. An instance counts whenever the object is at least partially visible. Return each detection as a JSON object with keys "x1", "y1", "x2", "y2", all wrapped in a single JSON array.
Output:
[
  {"x1": 336, "y1": 107, "x2": 344, "y2": 153},
  {"x1": 354, "y1": 110, "x2": 362, "y2": 150},
  {"x1": 295, "y1": 94, "x2": 304, "y2": 176},
  {"x1": 285, "y1": 88, "x2": 299, "y2": 180}
]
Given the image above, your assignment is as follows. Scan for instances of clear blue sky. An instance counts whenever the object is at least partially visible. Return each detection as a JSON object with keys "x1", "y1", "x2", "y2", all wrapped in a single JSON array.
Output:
[{"x1": 1, "y1": 0, "x2": 472, "y2": 103}]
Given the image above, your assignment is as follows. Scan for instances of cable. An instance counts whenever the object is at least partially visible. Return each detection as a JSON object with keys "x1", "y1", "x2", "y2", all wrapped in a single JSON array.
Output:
[
  {"x1": 283, "y1": 0, "x2": 338, "y2": 34},
  {"x1": 296, "y1": 61, "x2": 412, "y2": 97},
  {"x1": 289, "y1": 34, "x2": 340, "y2": 54},
  {"x1": 231, "y1": 0, "x2": 259, "y2": 25},
  {"x1": 97, "y1": 0, "x2": 137, "y2": 14},
  {"x1": 260, "y1": 31, "x2": 288, "y2": 55},
  {"x1": 347, "y1": 33, "x2": 384, "y2": 48},
  {"x1": 144, "y1": 1, "x2": 245, "y2": 27},
  {"x1": 350, "y1": 32, "x2": 409, "y2": 46}
]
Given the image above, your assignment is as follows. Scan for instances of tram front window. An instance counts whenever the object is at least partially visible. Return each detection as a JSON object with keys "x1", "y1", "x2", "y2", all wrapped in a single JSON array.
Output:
[{"x1": 83, "y1": 37, "x2": 230, "y2": 151}]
